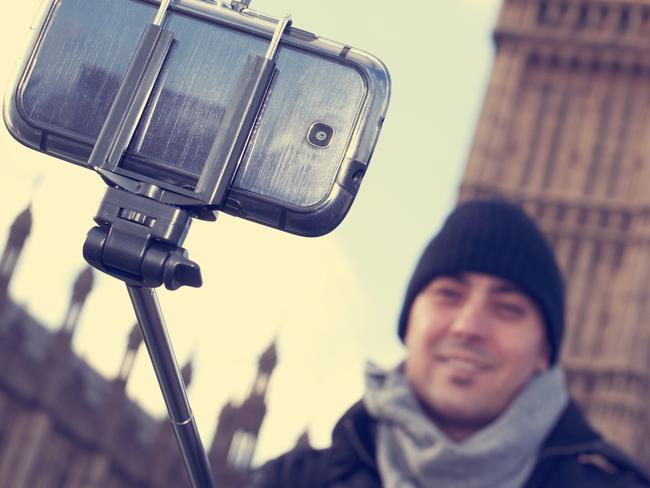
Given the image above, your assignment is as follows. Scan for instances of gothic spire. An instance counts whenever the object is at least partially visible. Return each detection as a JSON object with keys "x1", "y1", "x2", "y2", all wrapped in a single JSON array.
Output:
[
  {"x1": 61, "y1": 266, "x2": 95, "y2": 334},
  {"x1": 181, "y1": 356, "x2": 194, "y2": 389},
  {"x1": 0, "y1": 203, "x2": 34, "y2": 312},
  {"x1": 117, "y1": 323, "x2": 142, "y2": 384},
  {"x1": 8, "y1": 203, "x2": 33, "y2": 247},
  {"x1": 258, "y1": 337, "x2": 277, "y2": 374}
]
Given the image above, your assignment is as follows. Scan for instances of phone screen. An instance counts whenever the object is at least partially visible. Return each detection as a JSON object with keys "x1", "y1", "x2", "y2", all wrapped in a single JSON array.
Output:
[{"x1": 19, "y1": 0, "x2": 366, "y2": 208}]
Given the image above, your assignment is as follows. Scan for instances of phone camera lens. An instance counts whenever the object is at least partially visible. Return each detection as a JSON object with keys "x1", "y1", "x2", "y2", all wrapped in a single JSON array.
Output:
[{"x1": 308, "y1": 122, "x2": 335, "y2": 148}]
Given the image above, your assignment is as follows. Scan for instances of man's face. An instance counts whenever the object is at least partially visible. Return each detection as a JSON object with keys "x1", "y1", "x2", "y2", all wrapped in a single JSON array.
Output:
[{"x1": 404, "y1": 272, "x2": 549, "y2": 440}]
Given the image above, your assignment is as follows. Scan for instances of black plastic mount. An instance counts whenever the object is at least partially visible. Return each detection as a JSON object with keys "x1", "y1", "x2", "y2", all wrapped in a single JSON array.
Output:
[{"x1": 83, "y1": 186, "x2": 201, "y2": 290}]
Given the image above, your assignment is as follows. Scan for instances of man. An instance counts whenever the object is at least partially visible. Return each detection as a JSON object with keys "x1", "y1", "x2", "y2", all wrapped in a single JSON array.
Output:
[{"x1": 254, "y1": 199, "x2": 650, "y2": 487}]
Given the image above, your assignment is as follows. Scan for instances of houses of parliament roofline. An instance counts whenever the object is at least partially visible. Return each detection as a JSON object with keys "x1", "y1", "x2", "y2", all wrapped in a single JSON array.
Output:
[{"x1": 0, "y1": 204, "x2": 283, "y2": 487}]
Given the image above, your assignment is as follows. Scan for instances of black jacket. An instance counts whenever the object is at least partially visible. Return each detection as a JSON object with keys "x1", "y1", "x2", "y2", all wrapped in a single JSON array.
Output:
[{"x1": 253, "y1": 400, "x2": 650, "y2": 487}]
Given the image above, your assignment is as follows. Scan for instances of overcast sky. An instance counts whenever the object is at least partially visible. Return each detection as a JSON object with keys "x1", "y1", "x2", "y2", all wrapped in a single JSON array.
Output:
[{"x1": 0, "y1": 0, "x2": 500, "y2": 463}]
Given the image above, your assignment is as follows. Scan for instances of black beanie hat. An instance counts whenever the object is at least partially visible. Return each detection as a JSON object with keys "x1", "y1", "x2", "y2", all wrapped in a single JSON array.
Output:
[{"x1": 398, "y1": 199, "x2": 565, "y2": 364}]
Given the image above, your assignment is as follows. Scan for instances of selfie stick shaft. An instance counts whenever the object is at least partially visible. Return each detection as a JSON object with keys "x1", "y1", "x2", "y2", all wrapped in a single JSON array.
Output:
[{"x1": 127, "y1": 285, "x2": 215, "y2": 488}]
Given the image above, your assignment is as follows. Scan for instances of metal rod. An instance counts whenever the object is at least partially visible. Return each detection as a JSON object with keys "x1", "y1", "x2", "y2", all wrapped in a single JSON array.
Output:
[
  {"x1": 153, "y1": 0, "x2": 172, "y2": 26},
  {"x1": 127, "y1": 285, "x2": 215, "y2": 488},
  {"x1": 264, "y1": 14, "x2": 291, "y2": 60}
]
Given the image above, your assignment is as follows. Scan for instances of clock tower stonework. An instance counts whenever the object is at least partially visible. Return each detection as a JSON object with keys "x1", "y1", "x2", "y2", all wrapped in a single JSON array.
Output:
[{"x1": 460, "y1": 0, "x2": 650, "y2": 467}]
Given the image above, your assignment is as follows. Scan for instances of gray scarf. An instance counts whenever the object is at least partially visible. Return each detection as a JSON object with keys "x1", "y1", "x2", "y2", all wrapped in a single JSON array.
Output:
[{"x1": 363, "y1": 363, "x2": 569, "y2": 488}]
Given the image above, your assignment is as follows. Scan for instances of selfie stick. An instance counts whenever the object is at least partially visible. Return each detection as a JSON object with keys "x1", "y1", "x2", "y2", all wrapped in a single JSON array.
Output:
[{"x1": 81, "y1": 0, "x2": 290, "y2": 485}]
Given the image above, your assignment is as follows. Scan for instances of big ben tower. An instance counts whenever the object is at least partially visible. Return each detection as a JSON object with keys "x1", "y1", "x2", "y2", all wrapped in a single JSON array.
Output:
[{"x1": 460, "y1": 0, "x2": 650, "y2": 467}]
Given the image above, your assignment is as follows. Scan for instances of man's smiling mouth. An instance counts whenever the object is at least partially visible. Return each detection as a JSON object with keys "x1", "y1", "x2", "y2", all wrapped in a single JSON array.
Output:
[{"x1": 437, "y1": 353, "x2": 494, "y2": 372}]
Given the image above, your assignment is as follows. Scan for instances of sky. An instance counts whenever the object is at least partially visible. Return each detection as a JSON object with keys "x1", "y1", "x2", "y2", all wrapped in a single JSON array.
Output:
[{"x1": 0, "y1": 0, "x2": 501, "y2": 464}]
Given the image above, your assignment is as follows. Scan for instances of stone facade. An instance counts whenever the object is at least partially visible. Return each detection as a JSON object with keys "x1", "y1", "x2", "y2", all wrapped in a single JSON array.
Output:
[{"x1": 459, "y1": 0, "x2": 650, "y2": 468}]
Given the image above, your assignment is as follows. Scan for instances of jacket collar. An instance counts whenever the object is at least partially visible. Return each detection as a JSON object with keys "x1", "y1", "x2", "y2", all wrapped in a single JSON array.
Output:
[
  {"x1": 539, "y1": 400, "x2": 600, "y2": 454},
  {"x1": 330, "y1": 401, "x2": 377, "y2": 472},
  {"x1": 537, "y1": 400, "x2": 649, "y2": 479}
]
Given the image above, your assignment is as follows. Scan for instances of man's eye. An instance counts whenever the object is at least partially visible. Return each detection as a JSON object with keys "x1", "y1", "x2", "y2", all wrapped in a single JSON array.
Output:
[
  {"x1": 495, "y1": 302, "x2": 526, "y2": 319},
  {"x1": 435, "y1": 287, "x2": 462, "y2": 300}
]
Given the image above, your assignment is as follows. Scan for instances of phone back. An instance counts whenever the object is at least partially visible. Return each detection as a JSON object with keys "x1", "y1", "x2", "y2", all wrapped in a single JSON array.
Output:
[{"x1": 5, "y1": 0, "x2": 390, "y2": 236}]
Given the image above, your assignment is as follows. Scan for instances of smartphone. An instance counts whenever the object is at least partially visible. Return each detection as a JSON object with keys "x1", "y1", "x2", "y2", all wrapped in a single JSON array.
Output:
[{"x1": 4, "y1": 0, "x2": 390, "y2": 236}]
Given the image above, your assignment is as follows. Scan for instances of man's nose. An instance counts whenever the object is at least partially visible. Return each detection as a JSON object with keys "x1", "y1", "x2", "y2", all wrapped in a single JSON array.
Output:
[{"x1": 450, "y1": 299, "x2": 487, "y2": 340}]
